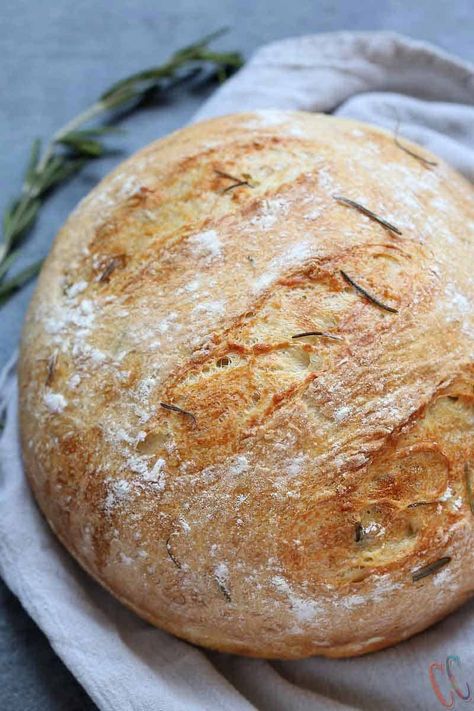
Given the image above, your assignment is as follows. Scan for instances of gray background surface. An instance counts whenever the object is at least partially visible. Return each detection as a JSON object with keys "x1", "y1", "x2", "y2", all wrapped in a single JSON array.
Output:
[{"x1": 0, "y1": 1, "x2": 472, "y2": 708}]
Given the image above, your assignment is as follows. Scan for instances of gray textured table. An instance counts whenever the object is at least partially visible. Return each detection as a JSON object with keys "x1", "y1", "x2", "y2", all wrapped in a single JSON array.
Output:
[{"x1": 1, "y1": 1, "x2": 472, "y2": 708}]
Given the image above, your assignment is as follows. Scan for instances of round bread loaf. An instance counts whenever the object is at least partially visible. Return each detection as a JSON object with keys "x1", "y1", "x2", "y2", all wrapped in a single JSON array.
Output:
[{"x1": 19, "y1": 110, "x2": 474, "y2": 658}]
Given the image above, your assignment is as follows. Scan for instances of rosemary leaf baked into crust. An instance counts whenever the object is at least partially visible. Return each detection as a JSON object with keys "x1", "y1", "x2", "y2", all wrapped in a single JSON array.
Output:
[{"x1": 19, "y1": 111, "x2": 474, "y2": 658}]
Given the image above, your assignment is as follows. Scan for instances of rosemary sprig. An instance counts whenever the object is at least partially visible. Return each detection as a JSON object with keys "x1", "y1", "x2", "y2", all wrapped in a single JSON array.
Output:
[
  {"x1": 333, "y1": 195, "x2": 402, "y2": 236},
  {"x1": 340, "y1": 269, "x2": 399, "y2": 314},
  {"x1": 101, "y1": 29, "x2": 242, "y2": 103},
  {"x1": 0, "y1": 30, "x2": 243, "y2": 307},
  {"x1": 412, "y1": 556, "x2": 451, "y2": 582},
  {"x1": 160, "y1": 402, "x2": 197, "y2": 425}
]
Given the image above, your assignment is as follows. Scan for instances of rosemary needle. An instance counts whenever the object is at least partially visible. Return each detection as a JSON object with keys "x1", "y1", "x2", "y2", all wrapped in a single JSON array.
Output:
[
  {"x1": 393, "y1": 118, "x2": 437, "y2": 168},
  {"x1": 340, "y1": 269, "x2": 398, "y2": 313},
  {"x1": 97, "y1": 254, "x2": 126, "y2": 283},
  {"x1": 333, "y1": 195, "x2": 403, "y2": 236},
  {"x1": 292, "y1": 331, "x2": 343, "y2": 341},
  {"x1": 214, "y1": 169, "x2": 253, "y2": 193},
  {"x1": 465, "y1": 462, "x2": 474, "y2": 515},
  {"x1": 166, "y1": 535, "x2": 181, "y2": 569},
  {"x1": 412, "y1": 557, "x2": 451, "y2": 582},
  {"x1": 160, "y1": 402, "x2": 197, "y2": 425},
  {"x1": 355, "y1": 522, "x2": 364, "y2": 542},
  {"x1": 45, "y1": 351, "x2": 58, "y2": 386},
  {"x1": 215, "y1": 577, "x2": 232, "y2": 602}
]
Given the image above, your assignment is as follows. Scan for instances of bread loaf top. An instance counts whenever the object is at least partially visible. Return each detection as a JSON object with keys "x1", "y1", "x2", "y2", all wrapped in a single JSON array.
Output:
[{"x1": 19, "y1": 111, "x2": 474, "y2": 658}]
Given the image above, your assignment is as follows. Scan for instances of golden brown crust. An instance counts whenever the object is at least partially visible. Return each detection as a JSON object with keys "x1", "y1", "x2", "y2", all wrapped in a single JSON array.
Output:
[{"x1": 19, "y1": 110, "x2": 474, "y2": 658}]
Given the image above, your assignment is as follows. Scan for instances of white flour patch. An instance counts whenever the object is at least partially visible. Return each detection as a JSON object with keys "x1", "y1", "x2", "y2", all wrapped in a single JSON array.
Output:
[
  {"x1": 143, "y1": 458, "x2": 166, "y2": 490},
  {"x1": 104, "y1": 478, "x2": 131, "y2": 511},
  {"x1": 317, "y1": 167, "x2": 337, "y2": 192},
  {"x1": 43, "y1": 391, "x2": 67, "y2": 413},
  {"x1": 135, "y1": 377, "x2": 157, "y2": 400},
  {"x1": 371, "y1": 574, "x2": 403, "y2": 601},
  {"x1": 188, "y1": 229, "x2": 222, "y2": 261},
  {"x1": 66, "y1": 280, "x2": 88, "y2": 298},
  {"x1": 68, "y1": 374, "x2": 81, "y2": 389},
  {"x1": 246, "y1": 109, "x2": 307, "y2": 137},
  {"x1": 369, "y1": 392, "x2": 403, "y2": 422},
  {"x1": 87, "y1": 173, "x2": 143, "y2": 212},
  {"x1": 105, "y1": 425, "x2": 138, "y2": 446},
  {"x1": 158, "y1": 312, "x2": 179, "y2": 334},
  {"x1": 272, "y1": 575, "x2": 321, "y2": 624},
  {"x1": 73, "y1": 343, "x2": 106, "y2": 364},
  {"x1": 192, "y1": 300, "x2": 226, "y2": 318},
  {"x1": 253, "y1": 241, "x2": 313, "y2": 292},
  {"x1": 338, "y1": 594, "x2": 367, "y2": 609},
  {"x1": 250, "y1": 197, "x2": 289, "y2": 231},
  {"x1": 287, "y1": 454, "x2": 306, "y2": 477},
  {"x1": 41, "y1": 287, "x2": 108, "y2": 373},
  {"x1": 334, "y1": 405, "x2": 351, "y2": 422},
  {"x1": 45, "y1": 299, "x2": 95, "y2": 338},
  {"x1": 179, "y1": 516, "x2": 191, "y2": 534},
  {"x1": 432, "y1": 566, "x2": 456, "y2": 588},
  {"x1": 445, "y1": 283, "x2": 470, "y2": 316},
  {"x1": 248, "y1": 109, "x2": 290, "y2": 127},
  {"x1": 119, "y1": 553, "x2": 134, "y2": 566},
  {"x1": 304, "y1": 208, "x2": 322, "y2": 221},
  {"x1": 185, "y1": 278, "x2": 201, "y2": 293},
  {"x1": 430, "y1": 196, "x2": 451, "y2": 214},
  {"x1": 440, "y1": 486, "x2": 464, "y2": 512},
  {"x1": 332, "y1": 575, "x2": 403, "y2": 610},
  {"x1": 440, "y1": 486, "x2": 454, "y2": 502},
  {"x1": 364, "y1": 522, "x2": 385, "y2": 536},
  {"x1": 215, "y1": 563, "x2": 230, "y2": 592},
  {"x1": 228, "y1": 455, "x2": 249, "y2": 476}
]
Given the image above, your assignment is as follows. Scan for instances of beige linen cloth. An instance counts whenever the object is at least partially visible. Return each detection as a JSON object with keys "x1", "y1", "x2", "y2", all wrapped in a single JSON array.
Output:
[{"x1": 1, "y1": 32, "x2": 473, "y2": 711}]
